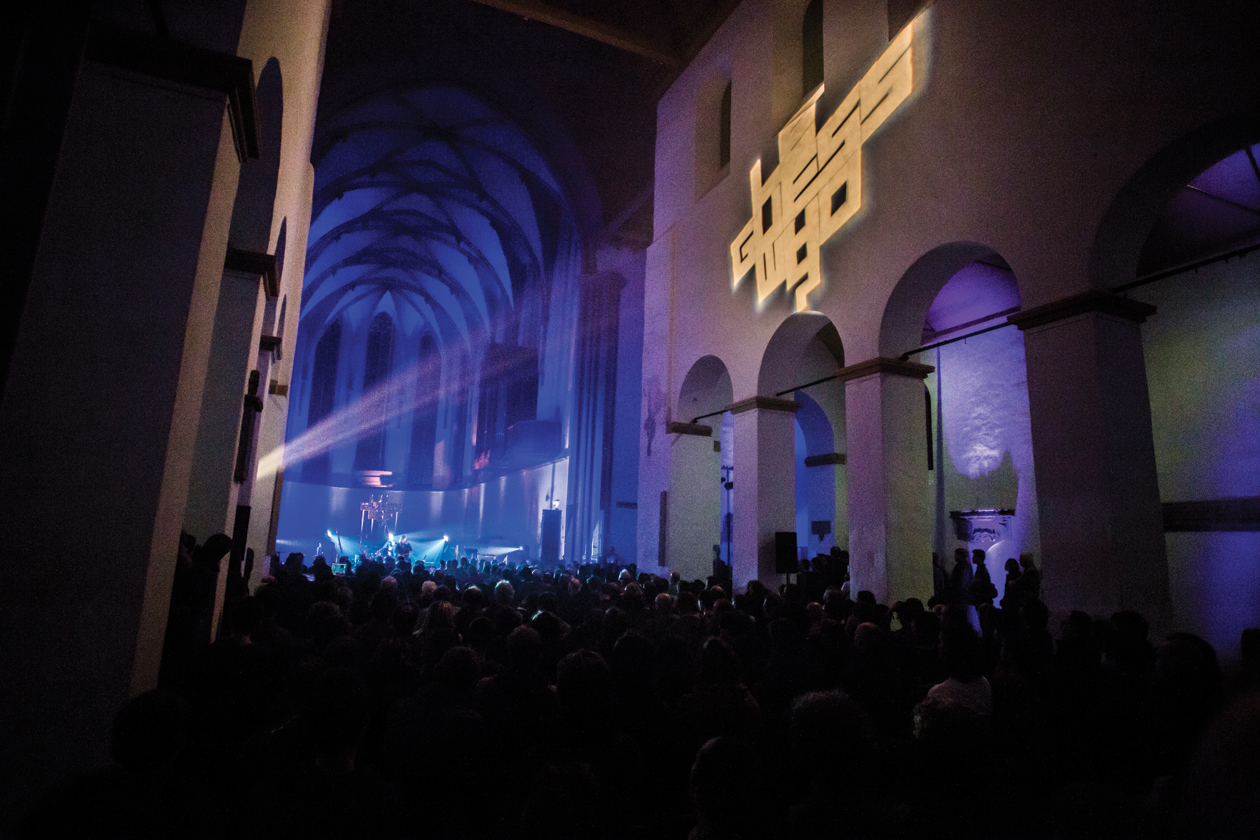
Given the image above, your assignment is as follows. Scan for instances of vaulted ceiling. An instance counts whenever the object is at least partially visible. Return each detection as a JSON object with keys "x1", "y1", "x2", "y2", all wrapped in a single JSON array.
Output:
[
  {"x1": 304, "y1": 87, "x2": 576, "y2": 352},
  {"x1": 320, "y1": 0, "x2": 741, "y2": 250}
]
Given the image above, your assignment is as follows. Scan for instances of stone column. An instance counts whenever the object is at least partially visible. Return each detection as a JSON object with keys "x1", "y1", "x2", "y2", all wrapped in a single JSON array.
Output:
[
  {"x1": 565, "y1": 272, "x2": 625, "y2": 564},
  {"x1": 842, "y1": 358, "x2": 935, "y2": 604},
  {"x1": 185, "y1": 267, "x2": 266, "y2": 541},
  {"x1": 0, "y1": 40, "x2": 249, "y2": 814},
  {"x1": 730, "y1": 396, "x2": 799, "y2": 588},
  {"x1": 666, "y1": 422, "x2": 719, "y2": 583},
  {"x1": 1010, "y1": 291, "x2": 1172, "y2": 627}
]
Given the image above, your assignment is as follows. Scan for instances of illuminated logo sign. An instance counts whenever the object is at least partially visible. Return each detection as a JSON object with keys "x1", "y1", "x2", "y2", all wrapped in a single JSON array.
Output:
[{"x1": 730, "y1": 25, "x2": 914, "y2": 312}]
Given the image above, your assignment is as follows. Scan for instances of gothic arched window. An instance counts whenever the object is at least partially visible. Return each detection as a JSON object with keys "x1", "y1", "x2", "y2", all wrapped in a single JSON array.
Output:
[
  {"x1": 305, "y1": 320, "x2": 342, "y2": 480},
  {"x1": 408, "y1": 333, "x2": 439, "y2": 488},
  {"x1": 355, "y1": 312, "x2": 394, "y2": 470}
]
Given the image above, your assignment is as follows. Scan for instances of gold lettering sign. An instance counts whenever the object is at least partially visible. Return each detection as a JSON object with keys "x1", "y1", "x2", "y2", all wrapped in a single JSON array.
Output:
[{"x1": 730, "y1": 25, "x2": 914, "y2": 312}]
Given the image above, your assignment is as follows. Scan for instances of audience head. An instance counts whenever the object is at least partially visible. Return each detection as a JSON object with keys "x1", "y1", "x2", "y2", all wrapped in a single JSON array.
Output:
[
  {"x1": 940, "y1": 622, "x2": 984, "y2": 681},
  {"x1": 791, "y1": 690, "x2": 874, "y2": 778},
  {"x1": 697, "y1": 636, "x2": 741, "y2": 686},
  {"x1": 689, "y1": 737, "x2": 760, "y2": 836},
  {"x1": 556, "y1": 649, "x2": 612, "y2": 719}
]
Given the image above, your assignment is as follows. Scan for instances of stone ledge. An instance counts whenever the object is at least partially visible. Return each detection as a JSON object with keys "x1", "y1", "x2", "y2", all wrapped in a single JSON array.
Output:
[
  {"x1": 1163, "y1": 496, "x2": 1260, "y2": 532},
  {"x1": 1008, "y1": 290, "x2": 1156, "y2": 330},
  {"x1": 84, "y1": 24, "x2": 259, "y2": 162},
  {"x1": 666, "y1": 421, "x2": 713, "y2": 436},
  {"x1": 837, "y1": 356, "x2": 934, "y2": 382},
  {"x1": 727, "y1": 396, "x2": 800, "y2": 415},
  {"x1": 225, "y1": 248, "x2": 279, "y2": 297}
]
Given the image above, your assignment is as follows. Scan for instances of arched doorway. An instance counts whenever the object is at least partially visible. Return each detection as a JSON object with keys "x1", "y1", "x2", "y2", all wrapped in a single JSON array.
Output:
[
  {"x1": 755, "y1": 312, "x2": 845, "y2": 585},
  {"x1": 874, "y1": 242, "x2": 1037, "y2": 605},
  {"x1": 1092, "y1": 117, "x2": 1260, "y2": 661},
  {"x1": 793, "y1": 390, "x2": 839, "y2": 558},
  {"x1": 670, "y1": 355, "x2": 734, "y2": 583}
]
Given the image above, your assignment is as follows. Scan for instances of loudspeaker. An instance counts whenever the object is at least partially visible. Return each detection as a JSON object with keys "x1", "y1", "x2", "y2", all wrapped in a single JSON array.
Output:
[
  {"x1": 774, "y1": 531, "x2": 798, "y2": 574},
  {"x1": 540, "y1": 508, "x2": 561, "y2": 564}
]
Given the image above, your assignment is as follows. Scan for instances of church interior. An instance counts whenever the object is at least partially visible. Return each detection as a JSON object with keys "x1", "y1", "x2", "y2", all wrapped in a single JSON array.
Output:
[{"x1": 2, "y1": 0, "x2": 1258, "y2": 834}]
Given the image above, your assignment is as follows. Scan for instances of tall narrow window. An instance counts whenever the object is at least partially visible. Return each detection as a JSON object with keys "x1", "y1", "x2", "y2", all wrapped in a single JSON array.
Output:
[
  {"x1": 305, "y1": 321, "x2": 341, "y2": 480},
  {"x1": 718, "y1": 81, "x2": 732, "y2": 169},
  {"x1": 408, "y1": 333, "x2": 438, "y2": 488},
  {"x1": 355, "y1": 312, "x2": 394, "y2": 471},
  {"x1": 802, "y1": 0, "x2": 824, "y2": 96}
]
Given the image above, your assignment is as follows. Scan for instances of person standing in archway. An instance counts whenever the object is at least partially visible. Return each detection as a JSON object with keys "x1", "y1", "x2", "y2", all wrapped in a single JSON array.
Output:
[
  {"x1": 970, "y1": 549, "x2": 997, "y2": 607},
  {"x1": 949, "y1": 548, "x2": 973, "y2": 607}
]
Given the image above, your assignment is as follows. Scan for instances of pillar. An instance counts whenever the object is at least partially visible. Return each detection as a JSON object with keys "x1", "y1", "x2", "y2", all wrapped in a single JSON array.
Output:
[
  {"x1": 666, "y1": 422, "x2": 719, "y2": 582},
  {"x1": 730, "y1": 396, "x2": 799, "y2": 588},
  {"x1": 1011, "y1": 291, "x2": 1172, "y2": 627},
  {"x1": 565, "y1": 271, "x2": 626, "y2": 564},
  {"x1": 185, "y1": 269, "x2": 266, "y2": 540},
  {"x1": 842, "y1": 358, "x2": 935, "y2": 604},
  {"x1": 0, "y1": 32, "x2": 252, "y2": 817}
]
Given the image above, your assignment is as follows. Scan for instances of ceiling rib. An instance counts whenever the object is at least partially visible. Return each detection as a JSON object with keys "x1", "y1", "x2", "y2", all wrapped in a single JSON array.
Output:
[
  {"x1": 1246, "y1": 146, "x2": 1260, "y2": 190},
  {"x1": 464, "y1": 0, "x2": 683, "y2": 67},
  {"x1": 1183, "y1": 183, "x2": 1260, "y2": 218}
]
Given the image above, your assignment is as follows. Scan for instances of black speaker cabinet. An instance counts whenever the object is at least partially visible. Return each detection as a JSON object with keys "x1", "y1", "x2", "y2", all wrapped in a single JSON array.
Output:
[
  {"x1": 774, "y1": 531, "x2": 798, "y2": 574},
  {"x1": 541, "y1": 508, "x2": 561, "y2": 564}
]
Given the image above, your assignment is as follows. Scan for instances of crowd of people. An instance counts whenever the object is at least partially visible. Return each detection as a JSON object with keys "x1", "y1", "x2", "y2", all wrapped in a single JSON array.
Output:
[{"x1": 19, "y1": 542, "x2": 1260, "y2": 839}]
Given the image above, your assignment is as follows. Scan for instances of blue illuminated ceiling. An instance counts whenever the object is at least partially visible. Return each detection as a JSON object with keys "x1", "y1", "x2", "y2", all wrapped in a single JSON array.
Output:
[
  {"x1": 1139, "y1": 143, "x2": 1260, "y2": 274},
  {"x1": 923, "y1": 259, "x2": 1020, "y2": 339},
  {"x1": 302, "y1": 87, "x2": 574, "y2": 350}
]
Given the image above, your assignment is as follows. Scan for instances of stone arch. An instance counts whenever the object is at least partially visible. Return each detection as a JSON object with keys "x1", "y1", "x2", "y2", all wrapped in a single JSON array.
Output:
[
  {"x1": 678, "y1": 354, "x2": 734, "y2": 422},
  {"x1": 756, "y1": 311, "x2": 847, "y2": 570},
  {"x1": 794, "y1": 388, "x2": 833, "y2": 455},
  {"x1": 1089, "y1": 106, "x2": 1260, "y2": 289},
  {"x1": 880, "y1": 241, "x2": 1036, "y2": 599},
  {"x1": 1091, "y1": 112, "x2": 1260, "y2": 660},
  {"x1": 669, "y1": 355, "x2": 734, "y2": 582},
  {"x1": 792, "y1": 389, "x2": 840, "y2": 557},
  {"x1": 758, "y1": 311, "x2": 844, "y2": 396},
  {"x1": 878, "y1": 241, "x2": 1006, "y2": 358}
]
